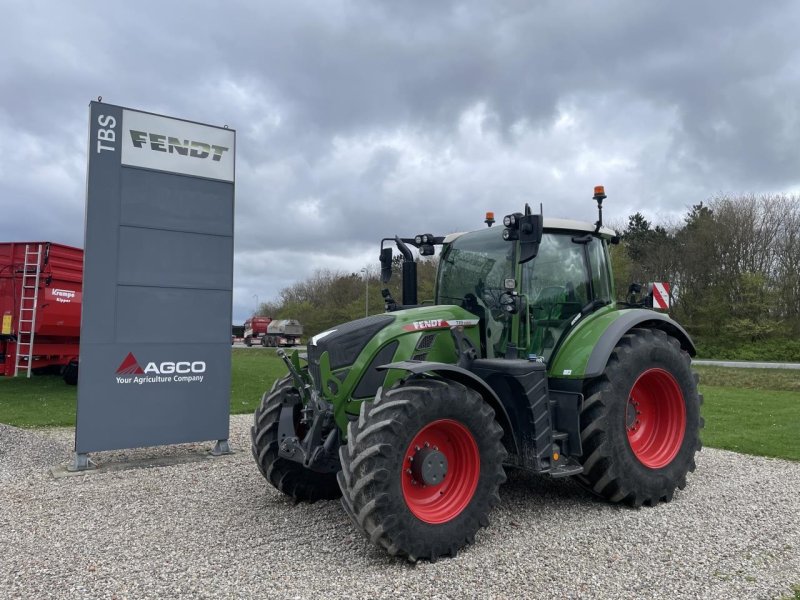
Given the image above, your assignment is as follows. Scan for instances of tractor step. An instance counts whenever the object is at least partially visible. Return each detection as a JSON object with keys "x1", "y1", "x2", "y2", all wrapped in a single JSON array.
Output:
[{"x1": 548, "y1": 457, "x2": 583, "y2": 478}]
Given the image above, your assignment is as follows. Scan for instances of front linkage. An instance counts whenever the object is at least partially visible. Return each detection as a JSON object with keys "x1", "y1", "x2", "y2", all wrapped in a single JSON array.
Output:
[{"x1": 272, "y1": 349, "x2": 340, "y2": 474}]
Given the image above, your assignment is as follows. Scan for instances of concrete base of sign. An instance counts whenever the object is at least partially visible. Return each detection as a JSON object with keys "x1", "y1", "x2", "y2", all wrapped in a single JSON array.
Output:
[{"x1": 55, "y1": 444, "x2": 235, "y2": 478}]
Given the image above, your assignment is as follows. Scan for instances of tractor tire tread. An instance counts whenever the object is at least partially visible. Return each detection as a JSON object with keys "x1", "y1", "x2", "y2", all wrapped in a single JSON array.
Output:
[
  {"x1": 339, "y1": 377, "x2": 506, "y2": 562},
  {"x1": 575, "y1": 328, "x2": 702, "y2": 506}
]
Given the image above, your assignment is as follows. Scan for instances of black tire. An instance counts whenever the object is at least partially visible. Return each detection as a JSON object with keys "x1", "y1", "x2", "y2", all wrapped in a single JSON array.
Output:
[
  {"x1": 251, "y1": 375, "x2": 341, "y2": 502},
  {"x1": 577, "y1": 328, "x2": 703, "y2": 506},
  {"x1": 260, "y1": 336, "x2": 267, "y2": 347},
  {"x1": 338, "y1": 378, "x2": 506, "y2": 561},
  {"x1": 62, "y1": 360, "x2": 79, "y2": 386},
  {"x1": 244, "y1": 336, "x2": 252, "y2": 347}
]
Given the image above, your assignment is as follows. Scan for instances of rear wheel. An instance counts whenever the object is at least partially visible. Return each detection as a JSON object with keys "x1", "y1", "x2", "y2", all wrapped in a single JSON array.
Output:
[
  {"x1": 251, "y1": 375, "x2": 341, "y2": 502},
  {"x1": 338, "y1": 378, "x2": 506, "y2": 561},
  {"x1": 577, "y1": 328, "x2": 703, "y2": 506},
  {"x1": 62, "y1": 359, "x2": 78, "y2": 385}
]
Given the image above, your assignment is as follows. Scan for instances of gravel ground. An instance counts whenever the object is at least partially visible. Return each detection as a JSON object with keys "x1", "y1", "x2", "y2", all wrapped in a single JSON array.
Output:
[{"x1": 1, "y1": 416, "x2": 798, "y2": 600}]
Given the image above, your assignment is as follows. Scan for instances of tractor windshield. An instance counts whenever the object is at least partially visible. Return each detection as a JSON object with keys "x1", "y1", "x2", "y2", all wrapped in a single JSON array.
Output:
[{"x1": 436, "y1": 227, "x2": 515, "y2": 358}]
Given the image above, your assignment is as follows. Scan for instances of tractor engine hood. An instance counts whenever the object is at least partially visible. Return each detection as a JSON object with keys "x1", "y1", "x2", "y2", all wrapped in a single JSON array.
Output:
[
  {"x1": 308, "y1": 314, "x2": 396, "y2": 375},
  {"x1": 306, "y1": 305, "x2": 482, "y2": 431}
]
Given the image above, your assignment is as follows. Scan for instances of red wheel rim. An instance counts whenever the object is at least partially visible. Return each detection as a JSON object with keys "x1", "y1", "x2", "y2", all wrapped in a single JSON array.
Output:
[
  {"x1": 401, "y1": 419, "x2": 480, "y2": 524},
  {"x1": 626, "y1": 368, "x2": 686, "y2": 469}
]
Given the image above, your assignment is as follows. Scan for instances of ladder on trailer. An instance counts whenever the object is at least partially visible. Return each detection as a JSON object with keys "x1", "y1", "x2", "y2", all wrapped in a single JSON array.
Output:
[{"x1": 14, "y1": 244, "x2": 42, "y2": 378}]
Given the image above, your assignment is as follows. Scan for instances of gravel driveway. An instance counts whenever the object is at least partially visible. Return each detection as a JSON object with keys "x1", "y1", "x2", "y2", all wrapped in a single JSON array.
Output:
[{"x1": 1, "y1": 415, "x2": 798, "y2": 599}]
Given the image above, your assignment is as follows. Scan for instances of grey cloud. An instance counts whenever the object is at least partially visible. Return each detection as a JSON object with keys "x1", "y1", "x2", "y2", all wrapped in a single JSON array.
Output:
[{"x1": 2, "y1": 0, "x2": 799, "y2": 322}]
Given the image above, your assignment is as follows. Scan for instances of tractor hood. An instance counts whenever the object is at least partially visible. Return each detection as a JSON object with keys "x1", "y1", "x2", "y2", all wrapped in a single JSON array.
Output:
[
  {"x1": 309, "y1": 314, "x2": 397, "y2": 372},
  {"x1": 308, "y1": 305, "x2": 480, "y2": 371},
  {"x1": 306, "y1": 305, "x2": 481, "y2": 429}
]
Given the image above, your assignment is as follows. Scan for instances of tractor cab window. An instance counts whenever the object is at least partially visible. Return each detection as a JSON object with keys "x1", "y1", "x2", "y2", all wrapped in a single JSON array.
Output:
[
  {"x1": 587, "y1": 237, "x2": 614, "y2": 304},
  {"x1": 523, "y1": 233, "x2": 593, "y2": 361},
  {"x1": 436, "y1": 227, "x2": 515, "y2": 358}
]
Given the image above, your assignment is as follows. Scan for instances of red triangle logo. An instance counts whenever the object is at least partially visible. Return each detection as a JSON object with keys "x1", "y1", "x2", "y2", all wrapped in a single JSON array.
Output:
[{"x1": 116, "y1": 352, "x2": 144, "y2": 375}]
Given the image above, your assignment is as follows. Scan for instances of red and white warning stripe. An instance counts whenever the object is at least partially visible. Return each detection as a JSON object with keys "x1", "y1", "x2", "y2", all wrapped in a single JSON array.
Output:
[{"x1": 651, "y1": 282, "x2": 671, "y2": 310}]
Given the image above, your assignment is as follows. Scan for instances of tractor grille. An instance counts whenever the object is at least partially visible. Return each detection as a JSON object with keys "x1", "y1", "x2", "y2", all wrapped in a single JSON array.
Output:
[
  {"x1": 306, "y1": 314, "x2": 395, "y2": 392},
  {"x1": 412, "y1": 333, "x2": 437, "y2": 361},
  {"x1": 307, "y1": 343, "x2": 323, "y2": 389},
  {"x1": 416, "y1": 333, "x2": 437, "y2": 351}
]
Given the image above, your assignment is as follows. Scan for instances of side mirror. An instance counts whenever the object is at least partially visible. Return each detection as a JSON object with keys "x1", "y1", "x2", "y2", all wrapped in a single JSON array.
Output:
[
  {"x1": 380, "y1": 247, "x2": 393, "y2": 283},
  {"x1": 503, "y1": 205, "x2": 543, "y2": 264},
  {"x1": 518, "y1": 213, "x2": 543, "y2": 264}
]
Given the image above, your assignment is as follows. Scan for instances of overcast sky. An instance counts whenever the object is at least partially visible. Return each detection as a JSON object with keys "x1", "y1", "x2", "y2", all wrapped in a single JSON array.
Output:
[{"x1": 2, "y1": 1, "x2": 798, "y2": 323}]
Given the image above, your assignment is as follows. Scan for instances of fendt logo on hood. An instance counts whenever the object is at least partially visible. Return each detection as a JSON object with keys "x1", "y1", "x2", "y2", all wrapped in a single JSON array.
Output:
[
  {"x1": 114, "y1": 352, "x2": 206, "y2": 385},
  {"x1": 402, "y1": 318, "x2": 480, "y2": 332},
  {"x1": 129, "y1": 130, "x2": 230, "y2": 162}
]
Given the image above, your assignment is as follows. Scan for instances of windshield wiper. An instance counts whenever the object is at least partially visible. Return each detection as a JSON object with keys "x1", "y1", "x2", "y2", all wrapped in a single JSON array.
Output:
[
  {"x1": 567, "y1": 299, "x2": 609, "y2": 327},
  {"x1": 580, "y1": 298, "x2": 609, "y2": 316}
]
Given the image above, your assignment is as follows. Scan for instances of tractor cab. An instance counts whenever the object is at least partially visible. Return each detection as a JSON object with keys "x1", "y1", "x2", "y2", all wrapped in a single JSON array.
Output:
[{"x1": 436, "y1": 217, "x2": 617, "y2": 363}]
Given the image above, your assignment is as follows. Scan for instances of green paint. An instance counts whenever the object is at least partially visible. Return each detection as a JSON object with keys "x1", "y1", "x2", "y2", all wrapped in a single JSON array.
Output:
[
  {"x1": 547, "y1": 305, "x2": 621, "y2": 378},
  {"x1": 310, "y1": 304, "x2": 481, "y2": 432}
]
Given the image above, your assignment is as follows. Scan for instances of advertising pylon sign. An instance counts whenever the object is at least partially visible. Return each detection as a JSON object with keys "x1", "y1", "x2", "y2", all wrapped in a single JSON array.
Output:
[{"x1": 73, "y1": 101, "x2": 235, "y2": 469}]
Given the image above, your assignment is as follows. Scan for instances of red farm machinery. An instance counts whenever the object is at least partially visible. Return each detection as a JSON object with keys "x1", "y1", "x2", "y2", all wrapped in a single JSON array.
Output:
[{"x1": 0, "y1": 242, "x2": 83, "y2": 383}]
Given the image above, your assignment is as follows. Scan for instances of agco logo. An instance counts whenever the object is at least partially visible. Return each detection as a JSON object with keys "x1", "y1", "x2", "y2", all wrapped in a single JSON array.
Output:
[
  {"x1": 115, "y1": 352, "x2": 206, "y2": 384},
  {"x1": 129, "y1": 130, "x2": 230, "y2": 162}
]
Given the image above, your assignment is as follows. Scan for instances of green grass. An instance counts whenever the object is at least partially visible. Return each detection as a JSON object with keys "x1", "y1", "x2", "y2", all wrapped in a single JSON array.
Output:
[
  {"x1": 694, "y1": 365, "x2": 800, "y2": 393},
  {"x1": 0, "y1": 348, "x2": 288, "y2": 428},
  {"x1": 699, "y1": 386, "x2": 799, "y2": 461},
  {"x1": 1, "y1": 353, "x2": 798, "y2": 461},
  {"x1": 229, "y1": 348, "x2": 289, "y2": 414},
  {"x1": 694, "y1": 365, "x2": 800, "y2": 461},
  {"x1": 0, "y1": 373, "x2": 77, "y2": 427},
  {"x1": 781, "y1": 584, "x2": 800, "y2": 600}
]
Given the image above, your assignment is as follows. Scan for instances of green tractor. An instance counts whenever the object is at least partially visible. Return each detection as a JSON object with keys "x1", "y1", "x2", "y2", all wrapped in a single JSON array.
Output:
[{"x1": 251, "y1": 187, "x2": 702, "y2": 561}]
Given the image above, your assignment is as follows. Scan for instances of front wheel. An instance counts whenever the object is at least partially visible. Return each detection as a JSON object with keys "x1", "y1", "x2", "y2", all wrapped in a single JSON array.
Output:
[
  {"x1": 338, "y1": 378, "x2": 506, "y2": 561},
  {"x1": 251, "y1": 375, "x2": 341, "y2": 502},
  {"x1": 577, "y1": 328, "x2": 703, "y2": 506}
]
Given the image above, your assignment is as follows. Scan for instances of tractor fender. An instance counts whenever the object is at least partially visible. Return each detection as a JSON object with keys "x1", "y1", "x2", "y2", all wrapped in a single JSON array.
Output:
[
  {"x1": 377, "y1": 360, "x2": 518, "y2": 454},
  {"x1": 583, "y1": 309, "x2": 697, "y2": 379}
]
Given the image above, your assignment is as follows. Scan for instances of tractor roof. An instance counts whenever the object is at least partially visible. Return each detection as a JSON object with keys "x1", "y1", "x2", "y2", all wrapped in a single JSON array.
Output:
[{"x1": 443, "y1": 218, "x2": 617, "y2": 244}]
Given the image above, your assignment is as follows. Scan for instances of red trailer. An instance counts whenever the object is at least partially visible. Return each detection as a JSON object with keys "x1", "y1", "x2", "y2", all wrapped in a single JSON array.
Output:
[
  {"x1": 243, "y1": 316, "x2": 272, "y2": 346},
  {"x1": 0, "y1": 242, "x2": 83, "y2": 379}
]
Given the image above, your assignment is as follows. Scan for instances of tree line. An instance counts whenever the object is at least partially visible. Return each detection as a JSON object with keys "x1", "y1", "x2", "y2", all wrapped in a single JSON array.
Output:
[
  {"x1": 257, "y1": 194, "x2": 800, "y2": 360},
  {"x1": 612, "y1": 194, "x2": 800, "y2": 360}
]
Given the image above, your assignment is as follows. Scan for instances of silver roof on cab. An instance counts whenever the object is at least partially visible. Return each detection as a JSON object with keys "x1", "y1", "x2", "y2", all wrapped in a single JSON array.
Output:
[{"x1": 443, "y1": 218, "x2": 617, "y2": 244}]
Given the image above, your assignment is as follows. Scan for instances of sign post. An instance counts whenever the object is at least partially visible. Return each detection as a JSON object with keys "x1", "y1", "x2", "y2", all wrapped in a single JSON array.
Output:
[{"x1": 72, "y1": 101, "x2": 236, "y2": 470}]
